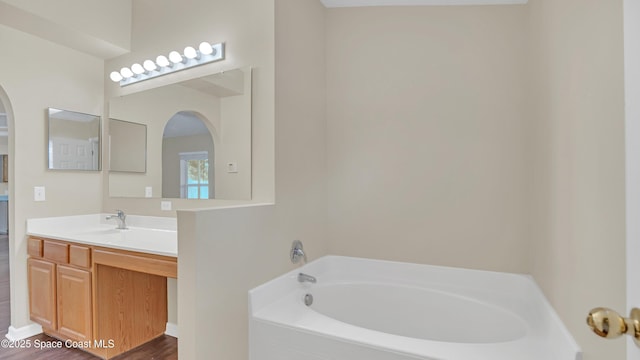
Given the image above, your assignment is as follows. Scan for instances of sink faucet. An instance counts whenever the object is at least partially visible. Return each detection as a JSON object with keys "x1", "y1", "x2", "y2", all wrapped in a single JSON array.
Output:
[{"x1": 106, "y1": 210, "x2": 127, "y2": 230}]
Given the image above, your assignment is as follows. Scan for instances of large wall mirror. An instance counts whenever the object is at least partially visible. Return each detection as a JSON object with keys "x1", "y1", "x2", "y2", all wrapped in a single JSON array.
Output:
[
  {"x1": 108, "y1": 67, "x2": 251, "y2": 200},
  {"x1": 47, "y1": 108, "x2": 101, "y2": 171}
]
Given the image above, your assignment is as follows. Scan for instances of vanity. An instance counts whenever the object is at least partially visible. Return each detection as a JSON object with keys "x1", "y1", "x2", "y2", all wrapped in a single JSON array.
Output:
[{"x1": 26, "y1": 214, "x2": 177, "y2": 359}]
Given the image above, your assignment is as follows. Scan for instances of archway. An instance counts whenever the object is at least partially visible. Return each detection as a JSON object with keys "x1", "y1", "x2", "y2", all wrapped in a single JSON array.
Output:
[
  {"x1": 162, "y1": 111, "x2": 215, "y2": 199},
  {"x1": 0, "y1": 85, "x2": 15, "y2": 338}
]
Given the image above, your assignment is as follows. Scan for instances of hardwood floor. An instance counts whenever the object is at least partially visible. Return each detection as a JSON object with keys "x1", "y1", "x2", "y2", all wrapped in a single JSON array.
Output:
[{"x1": 0, "y1": 236, "x2": 178, "y2": 359}]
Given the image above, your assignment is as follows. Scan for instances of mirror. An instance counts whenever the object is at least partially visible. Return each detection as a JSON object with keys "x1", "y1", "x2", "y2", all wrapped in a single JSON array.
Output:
[
  {"x1": 108, "y1": 67, "x2": 251, "y2": 200},
  {"x1": 109, "y1": 119, "x2": 147, "y2": 173},
  {"x1": 47, "y1": 108, "x2": 101, "y2": 171}
]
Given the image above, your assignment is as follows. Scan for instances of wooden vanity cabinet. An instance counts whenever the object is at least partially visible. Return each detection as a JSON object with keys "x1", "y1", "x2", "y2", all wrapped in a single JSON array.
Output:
[
  {"x1": 27, "y1": 258, "x2": 56, "y2": 329},
  {"x1": 56, "y1": 265, "x2": 92, "y2": 341},
  {"x1": 27, "y1": 236, "x2": 177, "y2": 359},
  {"x1": 27, "y1": 238, "x2": 92, "y2": 342}
]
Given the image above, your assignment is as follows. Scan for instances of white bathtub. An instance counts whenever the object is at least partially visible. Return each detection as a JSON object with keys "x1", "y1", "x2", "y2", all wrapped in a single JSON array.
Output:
[{"x1": 249, "y1": 256, "x2": 581, "y2": 360}]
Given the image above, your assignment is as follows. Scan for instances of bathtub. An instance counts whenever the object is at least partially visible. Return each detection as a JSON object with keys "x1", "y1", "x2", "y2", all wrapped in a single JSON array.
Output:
[{"x1": 249, "y1": 256, "x2": 581, "y2": 360}]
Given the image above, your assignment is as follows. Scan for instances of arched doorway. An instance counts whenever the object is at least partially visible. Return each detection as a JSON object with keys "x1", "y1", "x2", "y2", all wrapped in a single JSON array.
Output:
[{"x1": 0, "y1": 85, "x2": 14, "y2": 338}]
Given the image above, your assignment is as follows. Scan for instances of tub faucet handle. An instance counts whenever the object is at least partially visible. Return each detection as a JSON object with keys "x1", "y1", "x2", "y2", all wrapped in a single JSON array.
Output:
[{"x1": 290, "y1": 240, "x2": 307, "y2": 264}]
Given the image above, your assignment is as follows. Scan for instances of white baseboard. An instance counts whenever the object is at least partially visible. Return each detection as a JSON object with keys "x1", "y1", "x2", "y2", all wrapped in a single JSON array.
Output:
[
  {"x1": 165, "y1": 322, "x2": 178, "y2": 338},
  {"x1": 7, "y1": 322, "x2": 178, "y2": 341},
  {"x1": 5, "y1": 323, "x2": 43, "y2": 341}
]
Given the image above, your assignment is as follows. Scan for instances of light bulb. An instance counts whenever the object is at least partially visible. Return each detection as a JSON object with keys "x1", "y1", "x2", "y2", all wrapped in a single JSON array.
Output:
[
  {"x1": 131, "y1": 63, "x2": 145, "y2": 75},
  {"x1": 120, "y1": 67, "x2": 133, "y2": 79},
  {"x1": 184, "y1": 46, "x2": 198, "y2": 59},
  {"x1": 143, "y1": 60, "x2": 157, "y2": 72},
  {"x1": 198, "y1": 42, "x2": 213, "y2": 55},
  {"x1": 169, "y1": 51, "x2": 183, "y2": 64},
  {"x1": 109, "y1": 71, "x2": 123, "y2": 82},
  {"x1": 156, "y1": 55, "x2": 170, "y2": 67}
]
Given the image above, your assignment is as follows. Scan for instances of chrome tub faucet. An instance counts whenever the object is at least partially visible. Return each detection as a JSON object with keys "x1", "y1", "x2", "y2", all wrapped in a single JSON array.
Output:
[
  {"x1": 298, "y1": 273, "x2": 317, "y2": 284},
  {"x1": 290, "y1": 240, "x2": 307, "y2": 264},
  {"x1": 291, "y1": 241, "x2": 317, "y2": 284}
]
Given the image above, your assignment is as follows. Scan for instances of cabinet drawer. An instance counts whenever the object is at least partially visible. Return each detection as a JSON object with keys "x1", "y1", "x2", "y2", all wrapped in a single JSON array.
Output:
[
  {"x1": 69, "y1": 245, "x2": 91, "y2": 268},
  {"x1": 43, "y1": 241, "x2": 69, "y2": 263},
  {"x1": 28, "y1": 238, "x2": 43, "y2": 258}
]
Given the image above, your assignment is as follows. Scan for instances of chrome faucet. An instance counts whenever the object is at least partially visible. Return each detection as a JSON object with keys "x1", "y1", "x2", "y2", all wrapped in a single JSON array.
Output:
[
  {"x1": 290, "y1": 240, "x2": 307, "y2": 264},
  {"x1": 106, "y1": 210, "x2": 127, "y2": 230},
  {"x1": 298, "y1": 273, "x2": 317, "y2": 284}
]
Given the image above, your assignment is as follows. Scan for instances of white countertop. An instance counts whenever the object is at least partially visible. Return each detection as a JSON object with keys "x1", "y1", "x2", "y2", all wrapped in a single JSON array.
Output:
[{"x1": 27, "y1": 214, "x2": 177, "y2": 257}]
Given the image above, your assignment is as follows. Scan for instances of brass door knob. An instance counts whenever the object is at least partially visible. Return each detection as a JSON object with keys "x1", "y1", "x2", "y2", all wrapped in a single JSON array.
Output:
[{"x1": 587, "y1": 307, "x2": 640, "y2": 346}]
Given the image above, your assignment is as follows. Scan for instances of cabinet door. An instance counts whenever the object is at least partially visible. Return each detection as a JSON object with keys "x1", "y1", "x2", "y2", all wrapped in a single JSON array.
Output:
[
  {"x1": 28, "y1": 258, "x2": 56, "y2": 329},
  {"x1": 57, "y1": 265, "x2": 92, "y2": 341}
]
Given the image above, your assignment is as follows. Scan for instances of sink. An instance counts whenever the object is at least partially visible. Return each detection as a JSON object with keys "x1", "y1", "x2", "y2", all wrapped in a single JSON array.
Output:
[{"x1": 76, "y1": 228, "x2": 129, "y2": 236}]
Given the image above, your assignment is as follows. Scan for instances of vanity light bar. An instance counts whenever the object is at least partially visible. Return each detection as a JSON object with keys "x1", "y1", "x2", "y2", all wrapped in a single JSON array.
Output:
[{"x1": 109, "y1": 42, "x2": 225, "y2": 87}]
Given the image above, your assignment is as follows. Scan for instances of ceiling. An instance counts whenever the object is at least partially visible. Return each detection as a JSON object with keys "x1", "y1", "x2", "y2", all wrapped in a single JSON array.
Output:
[{"x1": 320, "y1": 0, "x2": 527, "y2": 6}]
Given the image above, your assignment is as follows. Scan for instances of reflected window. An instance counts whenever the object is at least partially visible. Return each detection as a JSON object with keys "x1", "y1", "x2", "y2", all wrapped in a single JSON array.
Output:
[
  {"x1": 180, "y1": 151, "x2": 209, "y2": 199},
  {"x1": 163, "y1": 111, "x2": 215, "y2": 199}
]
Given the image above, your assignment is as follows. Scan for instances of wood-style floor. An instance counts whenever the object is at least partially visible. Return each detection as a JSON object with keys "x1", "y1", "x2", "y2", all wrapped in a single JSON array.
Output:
[{"x1": 0, "y1": 236, "x2": 178, "y2": 359}]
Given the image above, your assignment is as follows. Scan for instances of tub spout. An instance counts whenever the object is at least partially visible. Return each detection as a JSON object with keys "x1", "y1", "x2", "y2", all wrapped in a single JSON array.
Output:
[{"x1": 298, "y1": 273, "x2": 316, "y2": 284}]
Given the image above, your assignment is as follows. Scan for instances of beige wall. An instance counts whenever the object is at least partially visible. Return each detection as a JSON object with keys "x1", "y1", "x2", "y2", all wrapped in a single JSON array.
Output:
[
  {"x1": 325, "y1": 6, "x2": 530, "y2": 273},
  {"x1": 104, "y1": 0, "x2": 274, "y2": 216},
  {"x1": 325, "y1": 5, "x2": 627, "y2": 359},
  {"x1": 179, "y1": 0, "x2": 327, "y2": 358},
  {"x1": 215, "y1": 73, "x2": 253, "y2": 200},
  {"x1": 527, "y1": 0, "x2": 626, "y2": 359},
  {"x1": 0, "y1": 24, "x2": 104, "y2": 330}
]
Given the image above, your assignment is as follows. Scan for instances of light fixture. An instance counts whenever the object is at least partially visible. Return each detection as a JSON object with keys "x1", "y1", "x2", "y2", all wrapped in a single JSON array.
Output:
[
  {"x1": 156, "y1": 55, "x2": 170, "y2": 67},
  {"x1": 199, "y1": 42, "x2": 214, "y2": 55},
  {"x1": 120, "y1": 67, "x2": 133, "y2": 79},
  {"x1": 131, "y1": 63, "x2": 145, "y2": 75},
  {"x1": 110, "y1": 42, "x2": 225, "y2": 87},
  {"x1": 109, "y1": 71, "x2": 123, "y2": 82},
  {"x1": 184, "y1": 46, "x2": 198, "y2": 60},
  {"x1": 143, "y1": 60, "x2": 157, "y2": 72},
  {"x1": 169, "y1": 51, "x2": 183, "y2": 64}
]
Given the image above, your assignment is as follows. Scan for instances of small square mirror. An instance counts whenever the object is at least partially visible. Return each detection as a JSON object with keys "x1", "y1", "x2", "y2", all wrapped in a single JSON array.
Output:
[{"x1": 47, "y1": 108, "x2": 101, "y2": 171}]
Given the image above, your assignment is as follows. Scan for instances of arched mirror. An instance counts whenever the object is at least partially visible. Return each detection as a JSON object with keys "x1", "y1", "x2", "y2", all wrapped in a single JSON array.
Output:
[{"x1": 162, "y1": 112, "x2": 214, "y2": 199}]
